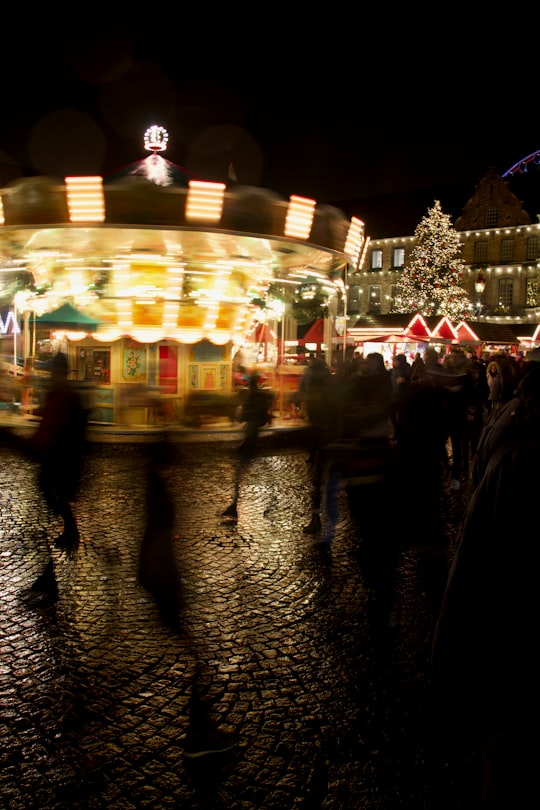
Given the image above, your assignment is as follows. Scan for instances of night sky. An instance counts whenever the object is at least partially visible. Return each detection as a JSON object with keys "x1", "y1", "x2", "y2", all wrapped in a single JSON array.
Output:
[{"x1": 1, "y1": 20, "x2": 538, "y2": 237}]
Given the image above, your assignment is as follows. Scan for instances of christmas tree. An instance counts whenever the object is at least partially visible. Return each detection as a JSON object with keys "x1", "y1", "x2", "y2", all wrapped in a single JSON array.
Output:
[{"x1": 394, "y1": 200, "x2": 472, "y2": 320}]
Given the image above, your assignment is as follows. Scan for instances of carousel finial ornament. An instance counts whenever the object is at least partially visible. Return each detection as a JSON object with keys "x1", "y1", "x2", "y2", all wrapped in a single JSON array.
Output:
[
  {"x1": 144, "y1": 125, "x2": 169, "y2": 154},
  {"x1": 138, "y1": 126, "x2": 173, "y2": 186}
]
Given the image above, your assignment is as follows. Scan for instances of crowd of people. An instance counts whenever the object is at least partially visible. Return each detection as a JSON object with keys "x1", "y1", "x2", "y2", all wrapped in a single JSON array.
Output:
[{"x1": 294, "y1": 345, "x2": 537, "y2": 808}]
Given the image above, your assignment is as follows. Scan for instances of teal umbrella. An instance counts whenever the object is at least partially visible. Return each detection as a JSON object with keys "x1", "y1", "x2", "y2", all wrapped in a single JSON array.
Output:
[{"x1": 36, "y1": 302, "x2": 100, "y2": 332}]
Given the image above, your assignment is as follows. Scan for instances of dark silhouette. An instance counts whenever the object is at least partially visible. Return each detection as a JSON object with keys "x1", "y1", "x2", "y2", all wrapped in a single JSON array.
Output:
[
  {"x1": 393, "y1": 371, "x2": 450, "y2": 616},
  {"x1": 29, "y1": 352, "x2": 88, "y2": 550},
  {"x1": 298, "y1": 355, "x2": 336, "y2": 464},
  {"x1": 138, "y1": 436, "x2": 237, "y2": 758},
  {"x1": 410, "y1": 350, "x2": 425, "y2": 381},
  {"x1": 0, "y1": 352, "x2": 88, "y2": 600},
  {"x1": 440, "y1": 348, "x2": 473, "y2": 491},
  {"x1": 337, "y1": 353, "x2": 396, "y2": 631},
  {"x1": 138, "y1": 438, "x2": 184, "y2": 630},
  {"x1": 389, "y1": 353, "x2": 411, "y2": 442},
  {"x1": 432, "y1": 365, "x2": 540, "y2": 808},
  {"x1": 305, "y1": 353, "x2": 396, "y2": 633},
  {"x1": 222, "y1": 372, "x2": 273, "y2": 520},
  {"x1": 461, "y1": 357, "x2": 489, "y2": 478},
  {"x1": 396, "y1": 373, "x2": 448, "y2": 536},
  {"x1": 413, "y1": 347, "x2": 474, "y2": 491},
  {"x1": 298, "y1": 356, "x2": 340, "y2": 535}
]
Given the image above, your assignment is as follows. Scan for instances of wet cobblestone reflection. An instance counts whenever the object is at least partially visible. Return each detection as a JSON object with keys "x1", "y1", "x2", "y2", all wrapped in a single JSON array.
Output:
[{"x1": 0, "y1": 439, "x2": 475, "y2": 809}]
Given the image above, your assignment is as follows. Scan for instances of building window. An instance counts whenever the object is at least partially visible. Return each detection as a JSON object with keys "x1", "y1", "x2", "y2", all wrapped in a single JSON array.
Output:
[
  {"x1": 474, "y1": 241, "x2": 488, "y2": 262},
  {"x1": 370, "y1": 249, "x2": 383, "y2": 270},
  {"x1": 348, "y1": 285, "x2": 361, "y2": 313},
  {"x1": 368, "y1": 285, "x2": 381, "y2": 312},
  {"x1": 497, "y1": 278, "x2": 513, "y2": 311},
  {"x1": 392, "y1": 247, "x2": 405, "y2": 268},
  {"x1": 501, "y1": 239, "x2": 514, "y2": 262},
  {"x1": 526, "y1": 278, "x2": 538, "y2": 307},
  {"x1": 390, "y1": 284, "x2": 398, "y2": 311},
  {"x1": 485, "y1": 208, "x2": 498, "y2": 228},
  {"x1": 527, "y1": 236, "x2": 540, "y2": 261}
]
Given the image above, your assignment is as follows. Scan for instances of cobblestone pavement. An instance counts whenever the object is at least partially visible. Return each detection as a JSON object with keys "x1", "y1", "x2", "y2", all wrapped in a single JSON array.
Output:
[{"x1": 0, "y1": 433, "x2": 477, "y2": 809}]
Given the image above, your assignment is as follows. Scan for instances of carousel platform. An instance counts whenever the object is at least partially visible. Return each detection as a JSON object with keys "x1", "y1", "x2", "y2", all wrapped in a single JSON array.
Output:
[{"x1": 0, "y1": 408, "x2": 309, "y2": 445}]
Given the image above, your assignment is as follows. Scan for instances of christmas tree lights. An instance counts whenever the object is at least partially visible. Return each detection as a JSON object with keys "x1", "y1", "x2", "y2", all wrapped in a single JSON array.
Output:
[{"x1": 394, "y1": 200, "x2": 472, "y2": 320}]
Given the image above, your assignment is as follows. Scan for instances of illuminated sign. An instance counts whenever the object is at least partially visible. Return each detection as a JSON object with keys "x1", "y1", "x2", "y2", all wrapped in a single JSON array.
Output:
[{"x1": 0, "y1": 311, "x2": 20, "y2": 336}]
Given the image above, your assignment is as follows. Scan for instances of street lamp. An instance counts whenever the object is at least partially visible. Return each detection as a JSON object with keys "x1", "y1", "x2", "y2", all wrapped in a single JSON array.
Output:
[
  {"x1": 474, "y1": 270, "x2": 486, "y2": 315},
  {"x1": 475, "y1": 270, "x2": 486, "y2": 295}
]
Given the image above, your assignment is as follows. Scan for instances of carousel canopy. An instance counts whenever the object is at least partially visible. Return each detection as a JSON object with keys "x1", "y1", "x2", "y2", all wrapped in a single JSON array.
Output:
[{"x1": 36, "y1": 302, "x2": 101, "y2": 331}]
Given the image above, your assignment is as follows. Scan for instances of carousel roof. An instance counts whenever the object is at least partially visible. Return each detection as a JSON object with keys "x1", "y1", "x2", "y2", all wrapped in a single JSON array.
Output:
[
  {"x1": 0, "y1": 176, "x2": 361, "y2": 277},
  {"x1": 0, "y1": 175, "x2": 365, "y2": 344},
  {"x1": 104, "y1": 154, "x2": 193, "y2": 187}
]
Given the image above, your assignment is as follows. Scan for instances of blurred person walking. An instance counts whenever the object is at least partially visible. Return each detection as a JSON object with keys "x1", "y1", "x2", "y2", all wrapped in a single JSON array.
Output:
[
  {"x1": 298, "y1": 355, "x2": 340, "y2": 535},
  {"x1": 298, "y1": 354, "x2": 336, "y2": 464},
  {"x1": 332, "y1": 352, "x2": 396, "y2": 632},
  {"x1": 0, "y1": 351, "x2": 88, "y2": 600},
  {"x1": 392, "y1": 366, "x2": 451, "y2": 616},
  {"x1": 222, "y1": 371, "x2": 273, "y2": 520},
  {"x1": 28, "y1": 352, "x2": 88, "y2": 550},
  {"x1": 321, "y1": 351, "x2": 393, "y2": 544}
]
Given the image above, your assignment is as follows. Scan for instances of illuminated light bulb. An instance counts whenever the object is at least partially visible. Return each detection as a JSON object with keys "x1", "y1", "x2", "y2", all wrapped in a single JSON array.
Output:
[
  {"x1": 117, "y1": 299, "x2": 133, "y2": 329},
  {"x1": 163, "y1": 302, "x2": 179, "y2": 329}
]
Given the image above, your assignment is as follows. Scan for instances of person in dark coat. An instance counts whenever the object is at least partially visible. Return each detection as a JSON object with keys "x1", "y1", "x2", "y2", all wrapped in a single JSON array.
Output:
[
  {"x1": 298, "y1": 356, "x2": 340, "y2": 534},
  {"x1": 298, "y1": 354, "x2": 336, "y2": 463},
  {"x1": 432, "y1": 365, "x2": 540, "y2": 808},
  {"x1": 0, "y1": 351, "x2": 88, "y2": 600},
  {"x1": 28, "y1": 352, "x2": 88, "y2": 549},
  {"x1": 389, "y1": 353, "x2": 411, "y2": 442},
  {"x1": 461, "y1": 357, "x2": 489, "y2": 478},
  {"x1": 440, "y1": 348, "x2": 473, "y2": 490}
]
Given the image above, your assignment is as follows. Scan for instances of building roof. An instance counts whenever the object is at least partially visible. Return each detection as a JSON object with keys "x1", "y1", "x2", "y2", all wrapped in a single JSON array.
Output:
[
  {"x1": 331, "y1": 166, "x2": 540, "y2": 239},
  {"x1": 350, "y1": 312, "x2": 524, "y2": 348},
  {"x1": 460, "y1": 321, "x2": 522, "y2": 346}
]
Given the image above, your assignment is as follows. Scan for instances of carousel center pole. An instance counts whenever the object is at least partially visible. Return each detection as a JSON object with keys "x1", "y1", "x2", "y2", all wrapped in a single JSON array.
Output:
[{"x1": 279, "y1": 312, "x2": 285, "y2": 417}]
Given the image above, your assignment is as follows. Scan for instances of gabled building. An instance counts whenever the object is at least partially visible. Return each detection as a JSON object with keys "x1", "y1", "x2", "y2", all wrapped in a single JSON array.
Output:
[{"x1": 346, "y1": 167, "x2": 540, "y2": 327}]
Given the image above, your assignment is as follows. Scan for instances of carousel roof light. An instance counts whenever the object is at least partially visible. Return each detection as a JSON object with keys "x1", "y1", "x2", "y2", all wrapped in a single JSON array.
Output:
[
  {"x1": 65, "y1": 176, "x2": 105, "y2": 223},
  {"x1": 185, "y1": 181, "x2": 226, "y2": 222},
  {"x1": 344, "y1": 217, "x2": 365, "y2": 268},
  {"x1": 285, "y1": 196, "x2": 316, "y2": 239}
]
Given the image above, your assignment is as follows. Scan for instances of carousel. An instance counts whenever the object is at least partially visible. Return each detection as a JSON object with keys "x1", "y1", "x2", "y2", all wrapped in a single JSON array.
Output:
[{"x1": 0, "y1": 126, "x2": 366, "y2": 424}]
